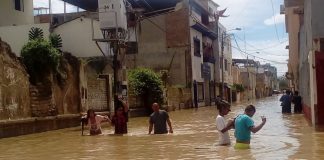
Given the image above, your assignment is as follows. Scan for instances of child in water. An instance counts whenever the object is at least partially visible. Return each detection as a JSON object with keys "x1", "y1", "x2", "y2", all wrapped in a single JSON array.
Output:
[
  {"x1": 216, "y1": 100, "x2": 232, "y2": 145},
  {"x1": 83, "y1": 109, "x2": 111, "y2": 135}
]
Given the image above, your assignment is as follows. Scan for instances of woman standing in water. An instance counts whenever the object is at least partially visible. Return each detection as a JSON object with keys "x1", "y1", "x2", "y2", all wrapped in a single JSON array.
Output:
[
  {"x1": 83, "y1": 109, "x2": 111, "y2": 135},
  {"x1": 111, "y1": 95, "x2": 129, "y2": 134}
]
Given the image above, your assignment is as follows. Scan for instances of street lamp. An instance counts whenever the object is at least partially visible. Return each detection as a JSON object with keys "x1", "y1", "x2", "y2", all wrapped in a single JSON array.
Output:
[{"x1": 220, "y1": 27, "x2": 241, "y2": 100}]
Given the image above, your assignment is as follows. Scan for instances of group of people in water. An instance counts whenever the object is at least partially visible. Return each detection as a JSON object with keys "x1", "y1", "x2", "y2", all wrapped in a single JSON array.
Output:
[
  {"x1": 81, "y1": 94, "x2": 268, "y2": 150},
  {"x1": 216, "y1": 100, "x2": 266, "y2": 149},
  {"x1": 280, "y1": 90, "x2": 302, "y2": 114},
  {"x1": 81, "y1": 95, "x2": 173, "y2": 136}
]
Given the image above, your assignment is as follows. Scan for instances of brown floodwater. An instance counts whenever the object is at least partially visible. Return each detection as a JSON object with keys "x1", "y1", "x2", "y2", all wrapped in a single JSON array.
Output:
[{"x1": 1, "y1": 96, "x2": 324, "y2": 160}]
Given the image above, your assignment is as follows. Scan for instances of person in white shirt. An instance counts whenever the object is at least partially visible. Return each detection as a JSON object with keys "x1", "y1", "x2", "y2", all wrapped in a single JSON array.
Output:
[{"x1": 216, "y1": 100, "x2": 231, "y2": 145}]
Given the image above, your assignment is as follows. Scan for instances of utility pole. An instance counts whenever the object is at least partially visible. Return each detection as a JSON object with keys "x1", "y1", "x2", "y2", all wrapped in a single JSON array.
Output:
[
  {"x1": 112, "y1": 41, "x2": 120, "y2": 109},
  {"x1": 221, "y1": 32, "x2": 225, "y2": 99}
]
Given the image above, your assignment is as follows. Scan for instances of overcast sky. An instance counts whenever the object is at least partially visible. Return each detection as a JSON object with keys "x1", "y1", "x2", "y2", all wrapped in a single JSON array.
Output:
[{"x1": 34, "y1": 0, "x2": 288, "y2": 76}]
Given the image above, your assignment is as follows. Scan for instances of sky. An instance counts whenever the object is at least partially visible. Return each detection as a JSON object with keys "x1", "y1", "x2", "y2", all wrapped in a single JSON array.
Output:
[
  {"x1": 214, "y1": 0, "x2": 288, "y2": 76},
  {"x1": 33, "y1": 0, "x2": 288, "y2": 76}
]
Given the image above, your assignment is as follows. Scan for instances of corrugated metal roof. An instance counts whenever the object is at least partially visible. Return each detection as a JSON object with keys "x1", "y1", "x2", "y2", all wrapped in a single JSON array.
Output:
[{"x1": 61, "y1": 0, "x2": 180, "y2": 12}]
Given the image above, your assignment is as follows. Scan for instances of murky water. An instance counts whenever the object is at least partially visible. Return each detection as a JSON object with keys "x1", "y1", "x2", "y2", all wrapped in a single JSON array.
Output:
[{"x1": 1, "y1": 96, "x2": 324, "y2": 160}]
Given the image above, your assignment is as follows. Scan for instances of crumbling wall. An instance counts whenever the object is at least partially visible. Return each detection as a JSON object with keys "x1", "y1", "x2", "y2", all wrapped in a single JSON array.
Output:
[
  {"x1": 52, "y1": 52, "x2": 81, "y2": 115},
  {"x1": 0, "y1": 38, "x2": 30, "y2": 120}
]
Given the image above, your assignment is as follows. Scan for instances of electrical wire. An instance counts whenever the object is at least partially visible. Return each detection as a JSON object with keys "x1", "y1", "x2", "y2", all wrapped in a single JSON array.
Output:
[
  {"x1": 234, "y1": 35, "x2": 288, "y2": 57},
  {"x1": 270, "y1": 0, "x2": 281, "y2": 42}
]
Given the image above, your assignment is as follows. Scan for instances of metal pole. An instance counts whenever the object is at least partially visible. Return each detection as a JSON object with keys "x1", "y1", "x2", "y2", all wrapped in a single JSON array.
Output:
[
  {"x1": 64, "y1": 2, "x2": 66, "y2": 22},
  {"x1": 49, "y1": 0, "x2": 52, "y2": 25},
  {"x1": 113, "y1": 41, "x2": 119, "y2": 110},
  {"x1": 221, "y1": 32, "x2": 225, "y2": 99}
]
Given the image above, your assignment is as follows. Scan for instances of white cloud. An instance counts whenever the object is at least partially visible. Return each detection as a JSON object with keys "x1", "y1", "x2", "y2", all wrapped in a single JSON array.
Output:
[
  {"x1": 213, "y1": 0, "x2": 269, "y2": 28},
  {"x1": 264, "y1": 13, "x2": 285, "y2": 26}
]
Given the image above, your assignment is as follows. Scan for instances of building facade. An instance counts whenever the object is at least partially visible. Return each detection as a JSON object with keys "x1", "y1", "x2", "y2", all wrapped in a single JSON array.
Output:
[
  {"x1": 284, "y1": 0, "x2": 324, "y2": 125},
  {"x1": 0, "y1": 0, "x2": 34, "y2": 26}
]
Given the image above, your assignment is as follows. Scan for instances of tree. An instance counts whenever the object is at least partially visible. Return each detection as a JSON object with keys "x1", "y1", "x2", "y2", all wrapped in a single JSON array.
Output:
[
  {"x1": 128, "y1": 68, "x2": 163, "y2": 114},
  {"x1": 22, "y1": 28, "x2": 62, "y2": 84}
]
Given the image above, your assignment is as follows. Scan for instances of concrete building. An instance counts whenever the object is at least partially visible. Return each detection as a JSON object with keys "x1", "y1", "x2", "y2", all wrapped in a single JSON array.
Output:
[
  {"x1": 284, "y1": 0, "x2": 324, "y2": 125},
  {"x1": 282, "y1": 0, "x2": 302, "y2": 91},
  {"x1": 231, "y1": 64, "x2": 242, "y2": 102},
  {"x1": 124, "y1": 0, "x2": 226, "y2": 108},
  {"x1": 233, "y1": 59, "x2": 258, "y2": 101},
  {"x1": 0, "y1": 0, "x2": 34, "y2": 26},
  {"x1": 216, "y1": 23, "x2": 233, "y2": 101},
  {"x1": 0, "y1": 0, "x2": 49, "y2": 55}
]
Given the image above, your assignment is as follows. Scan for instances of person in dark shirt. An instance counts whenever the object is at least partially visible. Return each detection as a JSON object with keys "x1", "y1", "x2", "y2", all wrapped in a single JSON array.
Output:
[
  {"x1": 148, "y1": 103, "x2": 173, "y2": 134},
  {"x1": 292, "y1": 91, "x2": 302, "y2": 113},
  {"x1": 111, "y1": 95, "x2": 129, "y2": 134},
  {"x1": 280, "y1": 90, "x2": 292, "y2": 113}
]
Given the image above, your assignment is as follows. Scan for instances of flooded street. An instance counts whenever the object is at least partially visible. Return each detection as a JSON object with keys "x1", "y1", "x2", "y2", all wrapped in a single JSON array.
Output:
[{"x1": 1, "y1": 96, "x2": 324, "y2": 160}]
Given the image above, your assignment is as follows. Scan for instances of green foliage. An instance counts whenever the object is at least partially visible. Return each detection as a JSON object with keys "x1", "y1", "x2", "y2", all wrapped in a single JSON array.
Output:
[
  {"x1": 232, "y1": 83, "x2": 245, "y2": 92},
  {"x1": 49, "y1": 33, "x2": 63, "y2": 49},
  {"x1": 128, "y1": 68, "x2": 164, "y2": 107},
  {"x1": 21, "y1": 39, "x2": 61, "y2": 83},
  {"x1": 29, "y1": 27, "x2": 44, "y2": 40}
]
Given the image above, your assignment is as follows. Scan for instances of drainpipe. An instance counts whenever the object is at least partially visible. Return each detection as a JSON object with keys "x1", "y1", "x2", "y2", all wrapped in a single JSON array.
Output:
[{"x1": 49, "y1": 0, "x2": 52, "y2": 25}]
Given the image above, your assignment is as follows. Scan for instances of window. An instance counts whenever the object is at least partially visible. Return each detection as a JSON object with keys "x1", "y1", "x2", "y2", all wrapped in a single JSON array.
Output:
[
  {"x1": 14, "y1": 0, "x2": 24, "y2": 11},
  {"x1": 197, "y1": 83, "x2": 204, "y2": 102},
  {"x1": 194, "y1": 38, "x2": 201, "y2": 57},
  {"x1": 201, "y1": 13, "x2": 209, "y2": 26}
]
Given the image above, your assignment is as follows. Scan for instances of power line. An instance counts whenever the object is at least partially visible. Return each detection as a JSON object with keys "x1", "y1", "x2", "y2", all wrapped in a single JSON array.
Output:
[
  {"x1": 245, "y1": 39, "x2": 288, "y2": 51},
  {"x1": 234, "y1": 35, "x2": 288, "y2": 56},
  {"x1": 232, "y1": 45, "x2": 287, "y2": 64},
  {"x1": 270, "y1": 0, "x2": 280, "y2": 42},
  {"x1": 230, "y1": 37, "x2": 287, "y2": 64}
]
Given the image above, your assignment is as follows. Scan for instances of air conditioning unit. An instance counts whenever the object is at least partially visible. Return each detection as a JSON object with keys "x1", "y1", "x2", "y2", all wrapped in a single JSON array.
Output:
[{"x1": 98, "y1": 0, "x2": 128, "y2": 31}]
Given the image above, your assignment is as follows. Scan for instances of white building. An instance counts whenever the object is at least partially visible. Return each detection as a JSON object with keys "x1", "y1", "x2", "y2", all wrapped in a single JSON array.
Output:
[{"x1": 0, "y1": 0, "x2": 34, "y2": 26}]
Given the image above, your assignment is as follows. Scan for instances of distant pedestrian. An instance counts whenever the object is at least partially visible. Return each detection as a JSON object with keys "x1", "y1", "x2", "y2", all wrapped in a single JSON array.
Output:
[
  {"x1": 233, "y1": 105, "x2": 266, "y2": 149},
  {"x1": 111, "y1": 95, "x2": 129, "y2": 134},
  {"x1": 280, "y1": 90, "x2": 292, "y2": 113},
  {"x1": 292, "y1": 91, "x2": 302, "y2": 113},
  {"x1": 82, "y1": 109, "x2": 111, "y2": 136},
  {"x1": 148, "y1": 103, "x2": 173, "y2": 134},
  {"x1": 216, "y1": 100, "x2": 231, "y2": 145}
]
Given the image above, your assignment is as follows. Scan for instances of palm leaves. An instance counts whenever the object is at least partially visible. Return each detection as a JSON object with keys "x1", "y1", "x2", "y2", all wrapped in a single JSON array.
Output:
[
  {"x1": 28, "y1": 27, "x2": 63, "y2": 49},
  {"x1": 49, "y1": 33, "x2": 63, "y2": 49},
  {"x1": 29, "y1": 27, "x2": 44, "y2": 40}
]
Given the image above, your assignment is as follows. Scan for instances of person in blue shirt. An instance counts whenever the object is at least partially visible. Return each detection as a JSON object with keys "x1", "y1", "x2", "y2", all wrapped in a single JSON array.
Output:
[
  {"x1": 222, "y1": 105, "x2": 266, "y2": 149},
  {"x1": 280, "y1": 90, "x2": 292, "y2": 113}
]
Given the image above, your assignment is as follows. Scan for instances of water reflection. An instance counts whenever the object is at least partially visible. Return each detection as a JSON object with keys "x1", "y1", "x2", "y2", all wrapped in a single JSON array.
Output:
[{"x1": 0, "y1": 96, "x2": 323, "y2": 159}]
